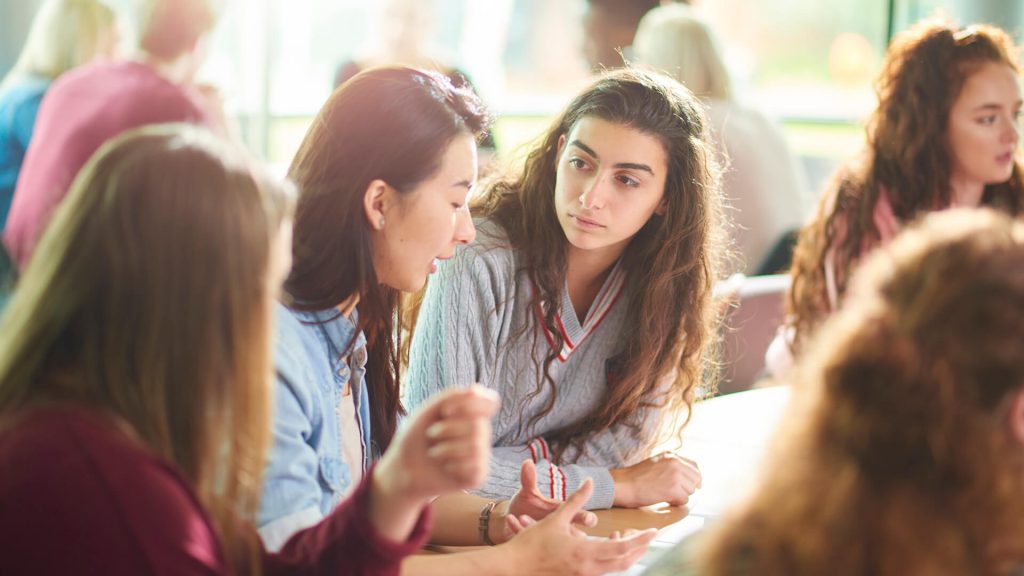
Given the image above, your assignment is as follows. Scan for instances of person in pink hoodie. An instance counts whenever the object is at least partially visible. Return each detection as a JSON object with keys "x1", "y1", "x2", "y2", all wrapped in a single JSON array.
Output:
[
  {"x1": 766, "y1": 18, "x2": 1024, "y2": 376},
  {"x1": 3, "y1": 0, "x2": 227, "y2": 269}
]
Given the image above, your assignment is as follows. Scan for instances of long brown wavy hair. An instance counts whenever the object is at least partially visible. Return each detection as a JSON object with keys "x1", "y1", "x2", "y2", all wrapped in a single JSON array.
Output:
[
  {"x1": 0, "y1": 125, "x2": 293, "y2": 574},
  {"x1": 695, "y1": 209, "x2": 1024, "y2": 576},
  {"x1": 285, "y1": 67, "x2": 490, "y2": 453},
  {"x1": 787, "y1": 19, "x2": 1024, "y2": 351},
  {"x1": 472, "y1": 67, "x2": 726, "y2": 463}
]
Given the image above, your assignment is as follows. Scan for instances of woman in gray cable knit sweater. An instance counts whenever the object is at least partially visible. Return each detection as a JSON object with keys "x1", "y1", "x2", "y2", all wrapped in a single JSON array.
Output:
[{"x1": 407, "y1": 68, "x2": 728, "y2": 510}]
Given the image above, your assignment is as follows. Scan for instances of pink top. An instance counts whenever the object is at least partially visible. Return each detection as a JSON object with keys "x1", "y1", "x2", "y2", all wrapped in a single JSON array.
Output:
[
  {"x1": 3, "y1": 60, "x2": 222, "y2": 268},
  {"x1": 0, "y1": 406, "x2": 430, "y2": 576}
]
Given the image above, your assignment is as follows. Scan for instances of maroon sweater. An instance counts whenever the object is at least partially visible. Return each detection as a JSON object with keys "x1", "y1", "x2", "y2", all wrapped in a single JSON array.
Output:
[{"x1": 0, "y1": 407, "x2": 430, "y2": 575}]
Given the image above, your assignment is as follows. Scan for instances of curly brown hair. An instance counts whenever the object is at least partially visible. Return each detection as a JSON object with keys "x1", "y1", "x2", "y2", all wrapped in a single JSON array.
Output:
[
  {"x1": 697, "y1": 209, "x2": 1024, "y2": 575},
  {"x1": 787, "y1": 19, "x2": 1024, "y2": 351},
  {"x1": 472, "y1": 67, "x2": 726, "y2": 463}
]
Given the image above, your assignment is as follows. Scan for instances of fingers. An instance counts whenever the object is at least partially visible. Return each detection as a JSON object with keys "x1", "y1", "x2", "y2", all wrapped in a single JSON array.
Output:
[
  {"x1": 553, "y1": 478, "x2": 593, "y2": 522},
  {"x1": 573, "y1": 510, "x2": 598, "y2": 528},
  {"x1": 519, "y1": 459, "x2": 539, "y2": 493},
  {"x1": 437, "y1": 385, "x2": 500, "y2": 419},
  {"x1": 586, "y1": 528, "x2": 656, "y2": 564}
]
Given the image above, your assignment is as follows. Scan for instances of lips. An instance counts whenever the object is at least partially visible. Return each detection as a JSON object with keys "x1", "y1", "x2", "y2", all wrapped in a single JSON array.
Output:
[
  {"x1": 997, "y1": 152, "x2": 1014, "y2": 164},
  {"x1": 571, "y1": 213, "x2": 605, "y2": 228}
]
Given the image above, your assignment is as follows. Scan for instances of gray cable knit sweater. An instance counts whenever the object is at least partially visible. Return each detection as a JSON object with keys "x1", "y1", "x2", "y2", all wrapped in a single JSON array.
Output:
[{"x1": 405, "y1": 220, "x2": 659, "y2": 509}]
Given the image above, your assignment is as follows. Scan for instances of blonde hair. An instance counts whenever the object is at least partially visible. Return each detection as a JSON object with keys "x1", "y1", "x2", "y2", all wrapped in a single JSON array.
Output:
[
  {"x1": 695, "y1": 209, "x2": 1024, "y2": 575},
  {"x1": 137, "y1": 0, "x2": 217, "y2": 61},
  {"x1": 0, "y1": 124, "x2": 293, "y2": 573},
  {"x1": 632, "y1": 4, "x2": 732, "y2": 100},
  {"x1": 2, "y1": 0, "x2": 118, "y2": 88}
]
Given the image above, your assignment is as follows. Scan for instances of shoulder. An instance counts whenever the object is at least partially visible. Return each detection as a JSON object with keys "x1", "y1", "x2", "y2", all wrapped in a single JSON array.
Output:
[{"x1": 0, "y1": 407, "x2": 223, "y2": 574}]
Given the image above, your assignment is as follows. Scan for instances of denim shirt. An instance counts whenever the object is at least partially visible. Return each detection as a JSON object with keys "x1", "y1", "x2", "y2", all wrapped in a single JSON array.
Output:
[{"x1": 258, "y1": 302, "x2": 372, "y2": 551}]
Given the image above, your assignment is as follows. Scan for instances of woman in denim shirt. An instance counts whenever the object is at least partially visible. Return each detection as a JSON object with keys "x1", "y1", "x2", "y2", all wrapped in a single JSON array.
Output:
[{"x1": 258, "y1": 67, "x2": 656, "y2": 575}]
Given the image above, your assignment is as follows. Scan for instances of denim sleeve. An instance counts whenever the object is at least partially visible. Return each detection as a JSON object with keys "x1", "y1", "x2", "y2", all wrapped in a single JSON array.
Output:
[{"x1": 259, "y1": 328, "x2": 325, "y2": 552}]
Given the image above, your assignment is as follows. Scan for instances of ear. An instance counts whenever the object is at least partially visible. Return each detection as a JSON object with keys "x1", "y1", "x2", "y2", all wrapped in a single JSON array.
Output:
[
  {"x1": 362, "y1": 179, "x2": 391, "y2": 231},
  {"x1": 654, "y1": 196, "x2": 668, "y2": 217},
  {"x1": 555, "y1": 133, "x2": 567, "y2": 159},
  {"x1": 1006, "y1": 388, "x2": 1024, "y2": 446}
]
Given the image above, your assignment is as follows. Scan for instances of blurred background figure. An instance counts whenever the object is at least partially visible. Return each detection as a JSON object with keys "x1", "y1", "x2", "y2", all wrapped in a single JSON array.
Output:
[
  {"x1": 774, "y1": 18, "x2": 1024, "y2": 376},
  {"x1": 583, "y1": 0, "x2": 695, "y2": 72},
  {"x1": 633, "y1": 4, "x2": 810, "y2": 274},
  {"x1": 3, "y1": 0, "x2": 227, "y2": 270},
  {"x1": 0, "y1": 0, "x2": 120, "y2": 233},
  {"x1": 582, "y1": 0, "x2": 661, "y2": 71},
  {"x1": 332, "y1": 0, "x2": 496, "y2": 164}
]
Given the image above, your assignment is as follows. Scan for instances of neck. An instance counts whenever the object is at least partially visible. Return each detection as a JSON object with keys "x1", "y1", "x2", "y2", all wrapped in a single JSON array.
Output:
[
  {"x1": 565, "y1": 242, "x2": 624, "y2": 320},
  {"x1": 948, "y1": 176, "x2": 986, "y2": 208},
  {"x1": 337, "y1": 294, "x2": 360, "y2": 317}
]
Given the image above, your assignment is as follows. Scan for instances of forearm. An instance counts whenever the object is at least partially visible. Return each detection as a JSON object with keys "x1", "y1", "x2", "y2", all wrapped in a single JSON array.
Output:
[
  {"x1": 369, "y1": 466, "x2": 432, "y2": 542},
  {"x1": 427, "y1": 492, "x2": 507, "y2": 546},
  {"x1": 400, "y1": 547, "x2": 514, "y2": 576}
]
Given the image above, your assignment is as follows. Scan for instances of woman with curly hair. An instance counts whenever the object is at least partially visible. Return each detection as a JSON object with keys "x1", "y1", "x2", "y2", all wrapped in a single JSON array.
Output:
[
  {"x1": 406, "y1": 67, "x2": 727, "y2": 510},
  {"x1": 646, "y1": 208, "x2": 1024, "y2": 575},
  {"x1": 769, "y1": 19, "x2": 1024, "y2": 373}
]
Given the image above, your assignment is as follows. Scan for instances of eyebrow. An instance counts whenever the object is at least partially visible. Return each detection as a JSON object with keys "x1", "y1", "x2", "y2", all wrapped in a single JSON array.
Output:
[
  {"x1": 972, "y1": 101, "x2": 1023, "y2": 112},
  {"x1": 568, "y1": 139, "x2": 656, "y2": 175},
  {"x1": 451, "y1": 179, "x2": 473, "y2": 189}
]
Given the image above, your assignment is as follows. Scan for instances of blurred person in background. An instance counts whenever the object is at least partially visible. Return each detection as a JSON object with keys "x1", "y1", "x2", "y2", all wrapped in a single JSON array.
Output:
[
  {"x1": 583, "y1": 0, "x2": 691, "y2": 71},
  {"x1": 3, "y1": 0, "x2": 230, "y2": 270},
  {"x1": 633, "y1": 3, "x2": 810, "y2": 274},
  {"x1": 0, "y1": 0, "x2": 120, "y2": 232},
  {"x1": 766, "y1": 18, "x2": 1024, "y2": 377},
  {"x1": 333, "y1": 0, "x2": 496, "y2": 163}
]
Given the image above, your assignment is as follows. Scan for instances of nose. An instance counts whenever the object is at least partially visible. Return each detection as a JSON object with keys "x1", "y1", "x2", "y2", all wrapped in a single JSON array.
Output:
[
  {"x1": 1003, "y1": 114, "x2": 1021, "y2": 146},
  {"x1": 454, "y1": 208, "x2": 476, "y2": 245},
  {"x1": 578, "y1": 174, "x2": 608, "y2": 210}
]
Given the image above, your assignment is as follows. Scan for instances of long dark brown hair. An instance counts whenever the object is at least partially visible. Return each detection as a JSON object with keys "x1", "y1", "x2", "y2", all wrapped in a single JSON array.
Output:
[
  {"x1": 285, "y1": 66, "x2": 489, "y2": 453},
  {"x1": 696, "y1": 209, "x2": 1024, "y2": 575},
  {"x1": 787, "y1": 19, "x2": 1024, "y2": 350},
  {"x1": 473, "y1": 67, "x2": 726, "y2": 462},
  {"x1": 0, "y1": 124, "x2": 293, "y2": 574}
]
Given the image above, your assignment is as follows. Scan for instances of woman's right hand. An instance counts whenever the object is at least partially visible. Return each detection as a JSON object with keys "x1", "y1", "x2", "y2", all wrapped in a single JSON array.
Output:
[
  {"x1": 499, "y1": 480, "x2": 656, "y2": 575},
  {"x1": 609, "y1": 452, "x2": 702, "y2": 508}
]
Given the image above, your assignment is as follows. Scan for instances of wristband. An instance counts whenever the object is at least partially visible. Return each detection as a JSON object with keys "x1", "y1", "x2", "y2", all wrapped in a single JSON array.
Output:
[{"x1": 478, "y1": 500, "x2": 499, "y2": 546}]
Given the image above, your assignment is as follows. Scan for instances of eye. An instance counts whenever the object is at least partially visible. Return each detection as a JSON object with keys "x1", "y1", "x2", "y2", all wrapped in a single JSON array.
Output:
[
  {"x1": 978, "y1": 115, "x2": 997, "y2": 126},
  {"x1": 567, "y1": 157, "x2": 589, "y2": 170},
  {"x1": 616, "y1": 174, "x2": 641, "y2": 188}
]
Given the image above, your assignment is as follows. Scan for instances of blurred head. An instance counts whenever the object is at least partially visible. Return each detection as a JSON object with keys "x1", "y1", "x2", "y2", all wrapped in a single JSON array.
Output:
[
  {"x1": 374, "y1": 0, "x2": 434, "y2": 59},
  {"x1": 475, "y1": 67, "x2": 724, "y2": 460},
  {"x1": 871, "y1": 18, "x2": 1022, "y2": 211},
  {"x1": 582, "y1": 0, "x2": 660, "y2": 70},
  {"x1": 137, "y1": 0, "x2": 216, "y2": 68},
  {"x1": 286, "y1": 66, "x2": 490, "y2": 451},
  {"x1": 3, "y1": 0, "x2": 119, "y2": 86},
  {"x1": 632, "y1": 4, "x2": 732, "y2": 100},
  {"x1": 0, "y1": 124, "x2": 293, "y2": 570},
  {"x1": 701, "y1": 209, "x2": 1024, "y2": 575}
]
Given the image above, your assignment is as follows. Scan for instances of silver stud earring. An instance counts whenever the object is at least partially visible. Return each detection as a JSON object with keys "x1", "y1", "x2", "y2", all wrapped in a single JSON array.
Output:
[{"x1": 378, "y1": 217, "x2": 385, "y2": 229}]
